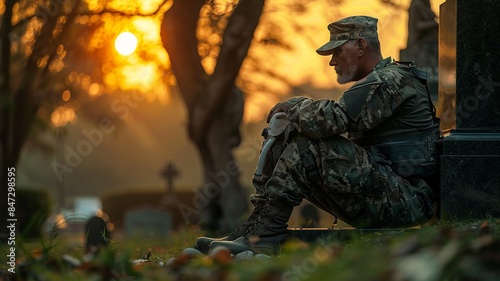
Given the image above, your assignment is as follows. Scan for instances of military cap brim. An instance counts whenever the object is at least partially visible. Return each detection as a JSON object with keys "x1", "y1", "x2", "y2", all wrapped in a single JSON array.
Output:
[{"x1": 316, "y1": 40, "x2": 348, "y2": 56}]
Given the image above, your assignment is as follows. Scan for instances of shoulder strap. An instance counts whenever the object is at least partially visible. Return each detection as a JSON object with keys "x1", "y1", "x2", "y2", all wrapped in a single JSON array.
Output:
[
  {"x1": 394, "y1": 60, "x2": 438, "y2": 120},
  {"x1": 340, "y1": 71, "x2": 382, "y2": 121}
]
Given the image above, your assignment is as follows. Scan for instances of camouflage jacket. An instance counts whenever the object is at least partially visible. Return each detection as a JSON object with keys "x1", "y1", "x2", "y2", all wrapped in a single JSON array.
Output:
[{"x1": 284, "y1": 57, "x2": 435, "y2": 144}]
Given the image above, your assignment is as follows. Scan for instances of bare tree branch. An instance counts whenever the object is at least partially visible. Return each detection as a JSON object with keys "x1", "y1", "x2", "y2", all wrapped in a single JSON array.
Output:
[
  {"x1": 11, "y1": 0, "x2": 170, "y2": 29},
  {"x1": 82, "y1": 0, "x2": 171, "y2": 17},
  {"x1": 378, "y1": 0, "x2": 406, "y2": 10}
]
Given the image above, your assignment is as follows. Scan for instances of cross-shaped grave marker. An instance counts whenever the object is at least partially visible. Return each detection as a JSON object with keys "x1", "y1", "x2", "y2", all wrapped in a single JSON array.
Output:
[{"x1": 160, "y1": 161, "x2": 180, "y2": 205}]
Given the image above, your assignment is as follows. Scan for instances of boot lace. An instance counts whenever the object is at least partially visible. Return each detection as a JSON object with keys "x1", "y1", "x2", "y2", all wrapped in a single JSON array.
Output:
[{"x1": 243, "y1": 201, "x2": 275, "y2": 237}]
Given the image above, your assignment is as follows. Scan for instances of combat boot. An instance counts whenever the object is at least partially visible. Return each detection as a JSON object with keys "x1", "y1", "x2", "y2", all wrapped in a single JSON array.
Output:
[
  {"x1": 194, "y1": 202, "x2": 265, "y2": 254},
  {"x1": 208, "y1": 199, "x2": 293, "y2": 255}
]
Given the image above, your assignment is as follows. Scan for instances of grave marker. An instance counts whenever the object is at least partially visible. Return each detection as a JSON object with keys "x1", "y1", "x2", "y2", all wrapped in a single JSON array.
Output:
[
  {"x1": 400, "y1": 0, "x2": 439, "y2": 100},
  {"x1": 124, "y1": 207, "x2": 172, "y2": 238},
  {"x1": 85, "y1": 216, "x2": 110, "y2": 252},
  {"x1": 438, "y1": 0, "x2": 500, "y2": 219},
  {"x1": 300, "y1": 204, "x2": 320, "y2": 228},
  {"x1": 160, "y1": 161, "x2": 180, "y2": 205}
]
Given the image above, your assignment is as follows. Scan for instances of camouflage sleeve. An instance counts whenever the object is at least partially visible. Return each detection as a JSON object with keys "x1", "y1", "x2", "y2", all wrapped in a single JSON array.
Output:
[{"x1": 285, "y1": 97, "x2": 350, "y2": 138}]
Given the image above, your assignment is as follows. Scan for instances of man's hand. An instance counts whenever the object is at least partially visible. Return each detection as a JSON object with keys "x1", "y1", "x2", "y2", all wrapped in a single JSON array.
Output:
[{"x1": 266, "y1": 102, "x2": 292, "y2": 123}]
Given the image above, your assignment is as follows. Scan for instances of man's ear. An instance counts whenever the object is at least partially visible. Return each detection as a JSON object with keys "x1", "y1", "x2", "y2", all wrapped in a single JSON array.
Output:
[{"x1": 356, "y1": 38, "x2": 368, "y2": 57}]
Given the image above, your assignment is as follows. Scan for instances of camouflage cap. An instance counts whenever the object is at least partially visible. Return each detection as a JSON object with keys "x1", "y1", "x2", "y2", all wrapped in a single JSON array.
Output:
[{"x1": 316, "y1": 16, "x2": 379, "y2": 56}]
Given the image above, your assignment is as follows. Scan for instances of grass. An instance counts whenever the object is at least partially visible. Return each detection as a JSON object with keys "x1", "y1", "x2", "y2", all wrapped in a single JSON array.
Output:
[{"x1": 1, "y1": 220, "x2": 500, "y2": 281}]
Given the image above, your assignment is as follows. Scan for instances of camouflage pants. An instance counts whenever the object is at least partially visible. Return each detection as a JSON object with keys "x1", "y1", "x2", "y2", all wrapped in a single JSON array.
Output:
[{"x1": 250, "y1": 134, "x2": 435, "y2": 228}]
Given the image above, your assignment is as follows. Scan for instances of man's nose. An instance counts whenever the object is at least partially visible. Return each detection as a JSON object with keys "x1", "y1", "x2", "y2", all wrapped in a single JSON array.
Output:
[{"x1": 329, "y1": 56, "x2": 337, "y2": 66}]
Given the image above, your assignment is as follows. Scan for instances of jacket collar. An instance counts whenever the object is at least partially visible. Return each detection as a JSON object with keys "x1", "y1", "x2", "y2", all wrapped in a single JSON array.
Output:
[{"x1": 373, "y1": 57, "x2": 393, "y2": 71}]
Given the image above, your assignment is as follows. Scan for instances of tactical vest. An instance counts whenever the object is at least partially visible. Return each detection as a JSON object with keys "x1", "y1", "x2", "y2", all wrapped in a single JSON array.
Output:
[
  {"x1": 350, "y1": 60, "x2": 441, "y2": 177},
  {"x1": 366, "y1": 122, "x2": 440, "y2": 177}
]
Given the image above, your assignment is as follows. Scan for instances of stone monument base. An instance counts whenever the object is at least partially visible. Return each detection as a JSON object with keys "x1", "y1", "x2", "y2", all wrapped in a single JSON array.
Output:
[
  {"x1": 288, "y1": 227, "x2": 416, "y2": 243},
  {"x1": 440, "y1": 129, "x2": 500, "y2": 219}
]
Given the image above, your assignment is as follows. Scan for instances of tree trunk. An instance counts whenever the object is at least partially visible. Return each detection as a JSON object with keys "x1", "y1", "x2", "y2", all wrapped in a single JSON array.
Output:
[
  {"x1": 0, "y1": 0, "x2": 16, "y2": 241},
  {"x1": 162, "y1": 0, "x2": 265, "y2": 232},
  {"x1": 0, "y1": 1, "x2": 80, "y2": 240}
]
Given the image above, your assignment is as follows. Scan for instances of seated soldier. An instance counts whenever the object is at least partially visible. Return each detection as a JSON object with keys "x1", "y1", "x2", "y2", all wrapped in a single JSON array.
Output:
[{"x1": 194, "y1": 15, "x2": 440, "y2": 255}]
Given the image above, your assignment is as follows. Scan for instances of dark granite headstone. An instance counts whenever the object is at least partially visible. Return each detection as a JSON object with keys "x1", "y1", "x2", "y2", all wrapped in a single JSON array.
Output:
[
  {"x1": 85, "y1": 216, "x2": 110, "y2": 252},
  {"x1": 437, "y1": 0, "x2": 500, "y2": 219}
]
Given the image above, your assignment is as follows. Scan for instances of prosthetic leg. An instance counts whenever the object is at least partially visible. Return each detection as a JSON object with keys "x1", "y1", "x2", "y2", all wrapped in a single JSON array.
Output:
[{"x1": 194, "y1": 113, "x2": 293, "y2": 254}]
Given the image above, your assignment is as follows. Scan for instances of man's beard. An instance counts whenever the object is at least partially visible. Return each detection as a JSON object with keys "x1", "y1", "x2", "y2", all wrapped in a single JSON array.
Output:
[{"x1": 336, "y1": 65, "x2": 358, "y2": 84}]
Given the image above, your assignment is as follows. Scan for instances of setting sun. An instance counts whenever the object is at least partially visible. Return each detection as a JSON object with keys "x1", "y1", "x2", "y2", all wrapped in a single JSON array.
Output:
[{"x1": 114, "y1": 31, "x2": 138, "y2": 56}]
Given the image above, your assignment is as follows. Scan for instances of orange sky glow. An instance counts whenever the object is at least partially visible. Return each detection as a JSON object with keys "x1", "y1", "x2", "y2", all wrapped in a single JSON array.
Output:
[
  {"x1": 89, "y1": 0, "x2": 445, "y2": 122},
  {"x1": 14, "y1": 0, "x2": 449, "y2": 198},
  {"x1": 244, "y1": 0, "x2": 445, "y2": 121}
]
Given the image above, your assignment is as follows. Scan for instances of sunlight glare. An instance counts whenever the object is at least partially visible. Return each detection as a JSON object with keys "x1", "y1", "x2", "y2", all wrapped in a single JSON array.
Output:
[
  {"x1": 51, "y1": 106, "x2": 76, "y2": 128},
  {"x1": 114, "y1": 31, "x2": 138, "y2": 56}
]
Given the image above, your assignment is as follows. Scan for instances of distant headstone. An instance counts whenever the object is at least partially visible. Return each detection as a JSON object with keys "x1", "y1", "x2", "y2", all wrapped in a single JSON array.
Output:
[
  {"x1": 438, "y1": 0, "x2": 500, "y2": 219},
  {"x1": 160, "y1": 162, "x2": 180, "y2": 205},
  {"x1": 400, "y1": 0, "x2": 439, "y2": 100},
  {"x1": 85, "y1": 216, "x2": 110, "y2": 252},
  {"x1": 300, "y1": 204, "x2": 320, "y2": 228},
  {"x1": 124, "y1": 207, "x2": 172, "y2": 237},
  {"x1": 406, "y1": 0, "x2": 439, "y2": 47}
]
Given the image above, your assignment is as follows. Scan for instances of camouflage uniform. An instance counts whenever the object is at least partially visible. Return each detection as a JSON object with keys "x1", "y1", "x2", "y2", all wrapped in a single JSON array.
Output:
[
  {"x1": 251, "y1": 56, "x2": 439, "y2": 228},
  {"x1": 198, "y1": 16, "x2": 440, "y2": 256}
]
